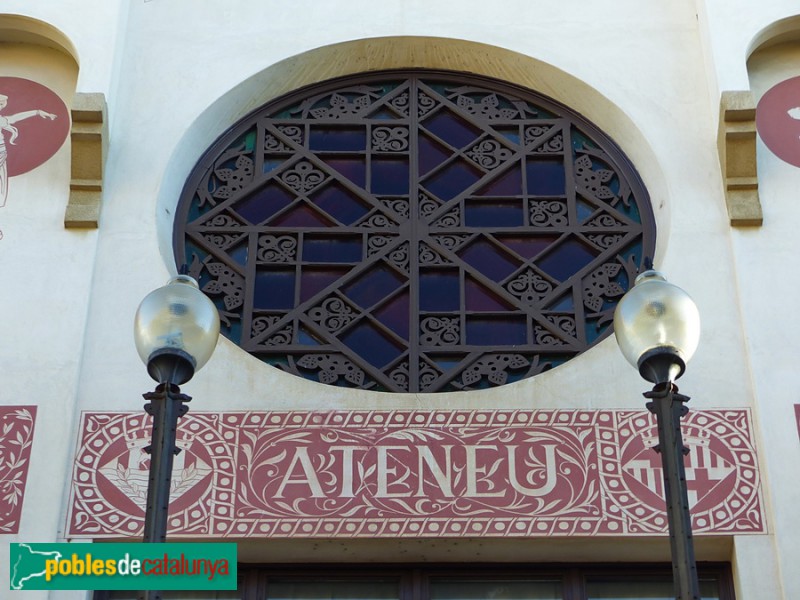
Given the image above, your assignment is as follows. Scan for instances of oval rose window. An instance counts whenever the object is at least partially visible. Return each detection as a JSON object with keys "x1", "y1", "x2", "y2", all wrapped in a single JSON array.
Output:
[{"x1": 174, "y1": 70, "x2": 656, "y2": 392}]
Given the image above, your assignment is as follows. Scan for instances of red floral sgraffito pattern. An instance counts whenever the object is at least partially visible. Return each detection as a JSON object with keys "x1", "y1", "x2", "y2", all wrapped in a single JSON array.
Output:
[
  {"x1": 0, "y1": 407, "x2": 36, "y2": 533},
  {"x1": 67, "y1": 409, "x2": 765, "y2": 539}
]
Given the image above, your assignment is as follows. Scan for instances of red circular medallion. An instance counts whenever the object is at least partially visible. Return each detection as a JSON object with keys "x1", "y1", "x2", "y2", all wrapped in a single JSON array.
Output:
[
  {"x1": 756, "y1": 76, "x2": 800, "y2": 168},
  {"x1": 0, "y1": 76, "x2": 69, "y2": 177}
]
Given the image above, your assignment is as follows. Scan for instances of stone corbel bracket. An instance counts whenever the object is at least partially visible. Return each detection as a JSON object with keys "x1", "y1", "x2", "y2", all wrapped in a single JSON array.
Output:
[
  {"x1": 65, "y1": 93, "x2": 108, "y2": 228},
  {"x1": 717, "y1": 91, "x2": 763, "y2": 226}
]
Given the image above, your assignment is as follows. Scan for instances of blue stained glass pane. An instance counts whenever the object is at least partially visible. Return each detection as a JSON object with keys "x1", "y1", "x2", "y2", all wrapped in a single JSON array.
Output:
[
  {"x1": 312, "y1": 184, "x2": 369, "y2": 224},
  {"x1": 424, "y1": 110, "x2": 480, "y2": 149},
  {"x1": 372, "y1": 158, "x2": 409, "y2": 195},
  {"x1": 465, "y1": 201, "x2": 523, "y2": 227},
  {"x1": 298, "y1": 326, "x2": 323, "y2": 346},
  {"x1": 223, "y1": 318, "x2": 242, "y2": 346},
  {"x1": 424, "y1": 160, "x2": 481, "y2": 201},
  {"x1": 263, "y1": 158, "x2": 285, "y2": 174},
  {"x1": 538, "y1": 238, "x2": 597, "y2": 281},
  {"x1": 547, "y1": 295, "x2": 574, "y2": 311},
  {"x1": 585, "y1": 316, "x2": 610, "y2": 344},
  {"x1": 344, "y1": 265, "x2": 404, "y2": 308},
  {"x1": 187, "y1": 195, "x2": 214, "y2": 223},
  {"x1": 576, "y1": 199, "x2": 595, "y2": 223},
  {"x1": 430, "y1": 355, "x2": 467, "y2": 371},
  {"x1": 341, "y1": 321, "x2": 403, "y2": 368},
  {"x1": 255, "y1": 269, "x2": 295, "y2": 309},
  {"x1": 616, "y1": 197, "x2": 643, "y2": 224},
  {"x1": 420, "y1": 270, "x2": 460, "y2": 311},
  {"x1": 571, "y1": 128, "x2": 599, "y2": 152},
  {"x1": 229, "y1": 242, "x2": 248, "y2": 266},
  {"x1": 527, "y1": 160, "x2": 565, "y2": 195},
  {"x1": 459, "y1": 239, "x2": 520, "y2": 281},
  {"x1": 309, "y1": 127, "x2": 366, "y2": 151},
  {"x1": 466, "y1": 317, "x2": 527, "y2": 345},
  {"x1": 494, "y1": 126, "x2": 520, "y2": 144},
  {"x1": 234, "y1": 183, "x2": 293, "y2": 224},
  {"x1": 617, "y1": 240, "x2": 643, "y2": 280},
  {"x1": 303, "y1": 235, "x2": 362, "y2": 262}
]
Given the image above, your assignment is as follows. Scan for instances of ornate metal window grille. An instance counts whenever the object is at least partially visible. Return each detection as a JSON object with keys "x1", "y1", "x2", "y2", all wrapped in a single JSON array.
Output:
[{"x1": 174, "y1": 70, "x2": 656, "y2": 392}]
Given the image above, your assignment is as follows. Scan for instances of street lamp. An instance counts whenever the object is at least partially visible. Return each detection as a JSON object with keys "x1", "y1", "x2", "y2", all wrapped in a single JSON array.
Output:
[
  {"x1": 614, "y1": 270, "x2": 702, "y2": 600},
  {"x1": 133, "y1": 274, "x2": 220, "y2": 545}
]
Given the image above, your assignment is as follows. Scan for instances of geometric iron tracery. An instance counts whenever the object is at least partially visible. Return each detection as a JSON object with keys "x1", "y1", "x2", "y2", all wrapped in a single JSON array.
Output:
[{"x1": 174, "y1": 70, "x2": 656, "y2": 392}]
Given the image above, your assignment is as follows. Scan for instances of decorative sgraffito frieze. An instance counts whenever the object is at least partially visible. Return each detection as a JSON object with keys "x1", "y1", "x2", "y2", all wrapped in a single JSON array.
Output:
[
  {"x1": 0, "y1": 406, "x2": 37, "y2": 534},
  {"x1": 67, "y1": 409, "x2": 764, "y2": 539}
]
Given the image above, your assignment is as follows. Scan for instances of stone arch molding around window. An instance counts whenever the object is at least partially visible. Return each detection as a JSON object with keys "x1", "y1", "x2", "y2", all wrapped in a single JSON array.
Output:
[{"x1": 164, "y1": 37, "x2": 666, "y2": 394}]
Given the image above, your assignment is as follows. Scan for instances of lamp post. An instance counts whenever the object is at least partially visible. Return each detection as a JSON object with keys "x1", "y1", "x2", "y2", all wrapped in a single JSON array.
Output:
[
  {"x1": 133, "y1": 274, "x2": 220, "y2": 600},
  {"x1": 613, "y1": 270, "x2": 702, "y2": 600}
]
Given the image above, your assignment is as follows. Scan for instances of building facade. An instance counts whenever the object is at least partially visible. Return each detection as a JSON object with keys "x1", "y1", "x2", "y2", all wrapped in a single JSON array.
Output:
[{"x1": 1, "y1": 1, "x2": 799, "y2": 598}]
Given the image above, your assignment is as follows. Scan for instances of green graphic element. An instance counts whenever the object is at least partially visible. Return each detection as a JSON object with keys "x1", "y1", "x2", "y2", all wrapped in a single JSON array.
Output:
[{"x1": 10, "y1": 543, "x2": 237, "y2": 591}]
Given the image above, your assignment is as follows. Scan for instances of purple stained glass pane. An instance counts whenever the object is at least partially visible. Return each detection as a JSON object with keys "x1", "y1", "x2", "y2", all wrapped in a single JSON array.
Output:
[
  {"x1": 475, "y1": 165, "x2": 523, "y2": 196},
  {"x1": 300, "y1": 267, "x2": 350, "y2": 302},
  {"x1": 465, "y1": 277, "x2": 513, "y2": 311},
  {"x1": 312, "y1": 184, "x2": 369, "y2": 224},
  {"x1": 374, "y1": 291, "x2": 410, "y2": 339},
  {"x1": 344, "y1": 265, "x2": 404, "y2": 309},
  {"x1": 459, "y1": 239, "x2": 521, "y2": 282},
  {"x1": 321, "y1": 156, "x2": 366, "y2": 187},
  {"x1": 234, "y1": 183, "x2": 293, "y2": 224},
  {"x1": 424, "y1": 160, "x2": 481, "y2": 201},
  {"x1": 418, "y1": 134, "x2": 451, "y2": 175},
  {"x1": 424, "y1": 110, "x2": 481, "y2": 149}
]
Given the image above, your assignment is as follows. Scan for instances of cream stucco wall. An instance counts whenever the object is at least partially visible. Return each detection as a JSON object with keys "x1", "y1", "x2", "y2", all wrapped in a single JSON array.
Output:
[
  {"x1": 0, "y1": 0, "x2": 799, "y2": 598},
  {"x1": 733, "y1": 39, "x2": 800, "y2": 600}
]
